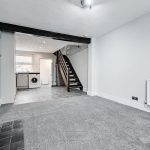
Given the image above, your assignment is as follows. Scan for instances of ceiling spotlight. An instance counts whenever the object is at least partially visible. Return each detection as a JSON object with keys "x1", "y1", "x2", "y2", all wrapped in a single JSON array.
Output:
[{"x1": 81, "y1": 0, "x2": 93, "y2": 9}]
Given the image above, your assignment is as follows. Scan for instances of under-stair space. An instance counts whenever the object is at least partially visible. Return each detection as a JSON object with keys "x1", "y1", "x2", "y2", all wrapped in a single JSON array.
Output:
[{"x1": 56, "y1": 50, "x2": 83, "y2": 92}]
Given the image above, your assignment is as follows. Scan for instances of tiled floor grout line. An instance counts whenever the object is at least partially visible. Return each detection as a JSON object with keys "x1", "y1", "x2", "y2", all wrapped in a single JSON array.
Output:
[
  {"x1": 0, "y1": 120, "x2": 24, "y2": 150},
  {"x1": 8, "y1": 121, "x2": 14, "y2": 150}
]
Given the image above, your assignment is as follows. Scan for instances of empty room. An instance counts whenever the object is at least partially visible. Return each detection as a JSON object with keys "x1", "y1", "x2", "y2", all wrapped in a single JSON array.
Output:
[{"x1": 0, "y1": 0, "x2": 150, "y2": 150}]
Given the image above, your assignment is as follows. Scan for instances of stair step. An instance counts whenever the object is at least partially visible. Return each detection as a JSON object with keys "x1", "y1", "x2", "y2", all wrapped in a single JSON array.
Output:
[
  {"x1": 69, "y1": 71, "x2": 74, "y2": 73},
  {"x1": 69, "y1": 83, "x2": 79, "y2": 85},
  {"x1": 69, "y1": 79, "x2": 77, "y2": 81},
  {"x1": 69, "y1": 77, "x2": 78, "y2": 80},
  {"x1": 69, "y1": 79, "x2": 79, "y2": 82},
  {"x1": 69, "y1": 79, "x2": 78, "y2": 82},
  {"x1": 69, "y1": 79, "x2": 78, "y2": 81},
  {"x1": 69, "y1": 81, "x2": 79, "y2": 84},
  {"x1": 69, "y1": 76, "x2": 77, "y2": 78},
  {"x1": 69, "y1": 85, "x2": 82, "y2": 87}
]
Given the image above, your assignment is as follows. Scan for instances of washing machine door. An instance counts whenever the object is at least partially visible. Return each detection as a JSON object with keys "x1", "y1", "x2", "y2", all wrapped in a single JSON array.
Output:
[{"x1": 31, "y1": 77, "x2": 38, "y2": 83}]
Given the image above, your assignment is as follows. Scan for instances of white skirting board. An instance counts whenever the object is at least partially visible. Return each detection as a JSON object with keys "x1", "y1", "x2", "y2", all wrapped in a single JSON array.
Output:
[
  {"x1": 146, "y1": 80, "x2": 150, "y2": 106},
  {"x1": 0, "y1": 96, "x2": 15, "y2": 105},
  {"x1": 0, "y1": 99, "x2": 2, "y2": 106},
  {"x1": 87, "y1": 91, "x2": 97, "y2": 96},
  {"x1": 88, "y1": 91, "x2": 150, "y2": 113}
]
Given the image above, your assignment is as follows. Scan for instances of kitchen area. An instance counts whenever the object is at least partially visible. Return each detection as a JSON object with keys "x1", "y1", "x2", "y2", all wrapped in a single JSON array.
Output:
[{"x1": 16, "y1": 54, "x2": 53, "y2": 90}]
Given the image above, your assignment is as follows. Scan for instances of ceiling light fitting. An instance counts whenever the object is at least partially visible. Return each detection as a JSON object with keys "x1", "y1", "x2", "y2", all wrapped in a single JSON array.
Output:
[{"x1": 81, "y1": 0, "x2": 93, "y2": 9}]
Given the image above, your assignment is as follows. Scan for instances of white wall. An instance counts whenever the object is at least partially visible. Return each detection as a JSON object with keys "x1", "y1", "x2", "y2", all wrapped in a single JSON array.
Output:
[
  {"x1": 87, "y1": 43, "x2": 96, "y2": 96},
  {"x1": 0, "y1": 32, "x2": 2, "y2": 104},
  {"x1": 90, "y1": 13, "x2": 150, "y2": 112},
  {"x1": 0, "y1": 31, "x2": 16, "y2": 104},
  {"x1": 16, "y1": 51, "x2": 56, "y2": 85},
  {"x1": 68, "y1": 47, "x2": 88, "y2": 92}
]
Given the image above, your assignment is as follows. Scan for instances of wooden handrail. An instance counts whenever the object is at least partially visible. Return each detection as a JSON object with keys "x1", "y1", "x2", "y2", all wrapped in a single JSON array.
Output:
[{"x1": 58, "y1": 50, "x2": 69, "y2": 88}]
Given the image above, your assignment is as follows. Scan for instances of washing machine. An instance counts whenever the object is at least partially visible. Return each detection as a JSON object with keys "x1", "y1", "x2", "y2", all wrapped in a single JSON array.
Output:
[{"x1": 29, "y1": 73, "x2": 41, "y2": 88}]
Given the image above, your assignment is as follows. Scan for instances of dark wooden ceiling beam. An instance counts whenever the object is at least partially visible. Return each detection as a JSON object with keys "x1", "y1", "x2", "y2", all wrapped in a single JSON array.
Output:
[{"x1": 0, "y1": 22, "x2": 91, "y2": 44}]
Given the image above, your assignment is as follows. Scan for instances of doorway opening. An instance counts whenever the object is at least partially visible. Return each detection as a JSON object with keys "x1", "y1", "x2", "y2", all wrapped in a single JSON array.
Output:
[
  {"x1": 40, "y1": 59, "x2": 52, "y2": 87},
  {"x1": 14, "y1": 32, "x2": 88, "y2": 104}
]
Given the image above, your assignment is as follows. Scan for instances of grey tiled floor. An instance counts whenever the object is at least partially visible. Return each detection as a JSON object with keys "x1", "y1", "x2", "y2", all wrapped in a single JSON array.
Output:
[
  {"x1": 0, "y1": 87, "x2": 150, "y2": 150},
  {"x1": 15, "y1": 86, "x2": 85, "y2": 105}
]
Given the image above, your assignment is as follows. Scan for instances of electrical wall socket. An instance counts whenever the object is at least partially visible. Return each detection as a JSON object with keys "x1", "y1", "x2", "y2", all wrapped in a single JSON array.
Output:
[{"x1": 132, "y1": 96, "x2": 138, "y2": 101}]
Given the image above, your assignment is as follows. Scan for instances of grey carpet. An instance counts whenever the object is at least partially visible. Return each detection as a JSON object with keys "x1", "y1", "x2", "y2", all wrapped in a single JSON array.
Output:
[{"x1": 0, "y1": 88, "x2": 150, "y2": 149}]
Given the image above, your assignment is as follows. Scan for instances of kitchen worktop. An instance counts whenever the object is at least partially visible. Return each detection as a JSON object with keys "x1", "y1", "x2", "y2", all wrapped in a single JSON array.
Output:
[{"x1": 16, "y1": 72, "x2": 40, "y2": 74}]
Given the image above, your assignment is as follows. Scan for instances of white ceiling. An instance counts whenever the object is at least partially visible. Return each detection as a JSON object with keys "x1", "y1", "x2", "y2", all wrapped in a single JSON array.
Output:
[
  {"x1": 16, "y1": 33, "x2": 78, "y2": 53},
  {"x1": 0, "y1": 0, "x2": 150, "y2": 37}
]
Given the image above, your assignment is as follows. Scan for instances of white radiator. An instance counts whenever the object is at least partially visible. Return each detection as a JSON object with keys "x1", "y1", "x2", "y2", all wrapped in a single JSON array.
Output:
[{"x1": 147, "y1": 80, "x2": 150, "y2": 105}]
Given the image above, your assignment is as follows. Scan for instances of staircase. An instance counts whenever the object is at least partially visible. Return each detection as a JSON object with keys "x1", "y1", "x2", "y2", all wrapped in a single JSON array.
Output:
[{"x1": 56, "y1": 50, "x2": 83, "y2": 92}]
